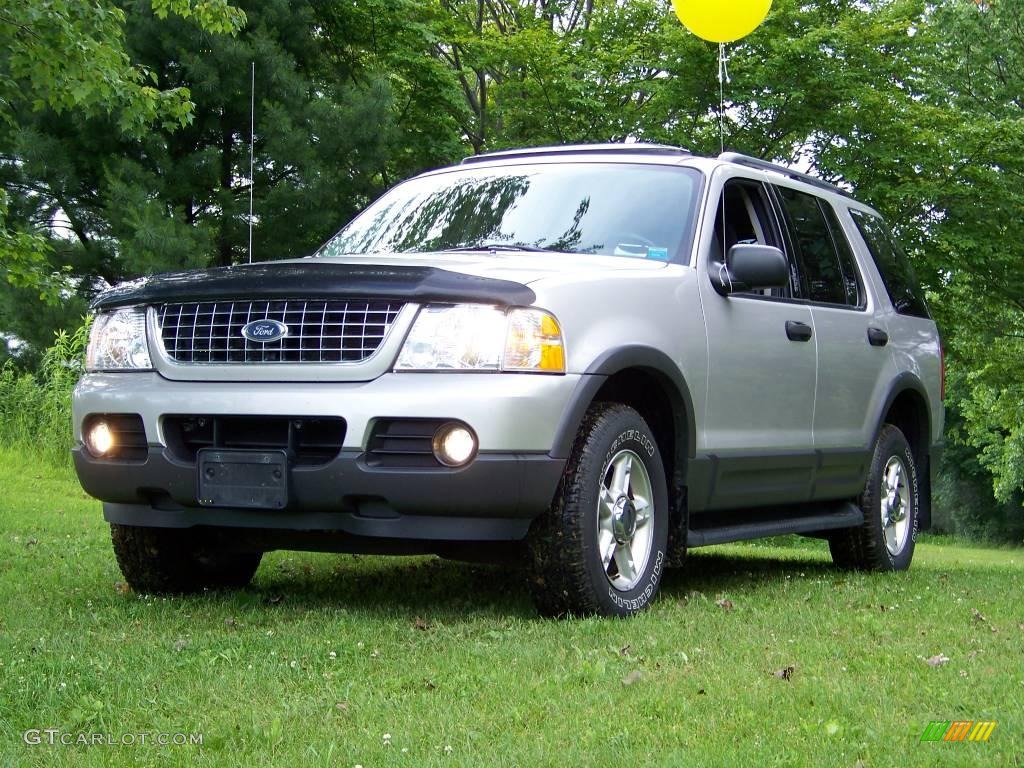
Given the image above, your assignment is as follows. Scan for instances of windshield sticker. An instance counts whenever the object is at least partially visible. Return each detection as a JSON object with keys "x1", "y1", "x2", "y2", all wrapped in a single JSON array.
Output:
[{"x1": 646, "y1": 247, "x2": 670, "y2": 261}]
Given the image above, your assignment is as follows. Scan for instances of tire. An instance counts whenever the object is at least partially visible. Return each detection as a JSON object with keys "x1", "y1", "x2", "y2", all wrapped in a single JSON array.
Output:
[
  {"x1": 111, "y1": 524, "x2": 262, "y2": 594},
  {"x1": 527, "y1": 403, "x2": 669, "y2": 617},
  {"x1": 829, "y1": 424, "x2": 919, "y2": 571}
]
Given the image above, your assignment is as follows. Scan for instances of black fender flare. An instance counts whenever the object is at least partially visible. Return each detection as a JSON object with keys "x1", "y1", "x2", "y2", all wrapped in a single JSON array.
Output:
[
  {"x1": 549, "y1": 346, "x2": 697, "y2": 461},
  {"x1": 869, "y1": 372, "x2": 933, "y2": 452}
]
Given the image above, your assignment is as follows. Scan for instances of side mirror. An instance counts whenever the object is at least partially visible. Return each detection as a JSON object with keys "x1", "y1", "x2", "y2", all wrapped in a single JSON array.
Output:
[{"x1": 711, "y1": 244, "x2": 789, "y2": 295}]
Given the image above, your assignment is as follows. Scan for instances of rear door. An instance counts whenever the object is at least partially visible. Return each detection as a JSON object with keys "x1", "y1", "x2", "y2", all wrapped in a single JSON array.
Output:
[{"x1": 772, "y1": 185, "x2": 890, "y2": 499}]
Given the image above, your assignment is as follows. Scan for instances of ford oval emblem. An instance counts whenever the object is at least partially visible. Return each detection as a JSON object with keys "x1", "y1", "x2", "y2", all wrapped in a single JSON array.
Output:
[{"x1": 241, "y1": 319, "x2": 288, "y2": 343}]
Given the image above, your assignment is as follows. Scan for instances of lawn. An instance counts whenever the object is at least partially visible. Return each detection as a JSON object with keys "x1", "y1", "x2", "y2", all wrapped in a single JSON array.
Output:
[{"x1": 0, "y1": 447, "x2": 1021, "y2": 767}]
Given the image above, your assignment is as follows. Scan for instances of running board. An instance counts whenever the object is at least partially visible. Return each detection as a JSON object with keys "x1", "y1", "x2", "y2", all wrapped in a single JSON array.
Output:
[{"x1": 686, "y1": 502, "x2": 863, "y2": 548}]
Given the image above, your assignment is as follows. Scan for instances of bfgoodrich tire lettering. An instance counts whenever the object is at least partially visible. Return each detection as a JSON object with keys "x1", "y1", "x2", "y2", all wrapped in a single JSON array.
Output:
[
  {"x1": 527, "y1": 403, "x2": 669, "y2": 617},
  {"x1": 829, "y1": 424, "x2": 919, "y2": 571},
  {"x1": 111, "y1": 524, "x2": 262, "y2": 593}
]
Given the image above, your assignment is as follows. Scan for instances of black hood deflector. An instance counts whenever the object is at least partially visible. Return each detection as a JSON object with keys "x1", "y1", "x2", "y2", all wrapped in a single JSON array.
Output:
[{"x1": 91, "y1": 260, "x2": 536, "y2": 310}]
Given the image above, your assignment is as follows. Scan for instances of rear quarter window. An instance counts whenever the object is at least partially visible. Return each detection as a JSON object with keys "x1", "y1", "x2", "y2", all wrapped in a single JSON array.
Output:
[{"x1": 849, "y1": 209, "x2": 930, "y2": 318}]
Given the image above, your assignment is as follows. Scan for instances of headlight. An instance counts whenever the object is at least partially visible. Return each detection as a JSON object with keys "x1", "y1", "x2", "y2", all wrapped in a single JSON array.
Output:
[
  {"x1": 395, "y1": 304, "x2": 565, "y2": 373},
  {"x1": 86, "y1": 308, "x2": 152, "y2": 371}
]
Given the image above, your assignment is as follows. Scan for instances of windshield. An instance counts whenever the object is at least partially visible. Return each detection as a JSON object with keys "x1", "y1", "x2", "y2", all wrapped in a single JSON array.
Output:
[{"x1": 316, "y1": 162, "x2": 701, "y2": 260}]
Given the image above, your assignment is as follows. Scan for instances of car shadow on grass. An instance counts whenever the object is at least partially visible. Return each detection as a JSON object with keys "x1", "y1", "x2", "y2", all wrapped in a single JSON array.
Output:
[
  {"x1": 228, "y1": 545, "x2": 842, "y2": 619},
  {"x1": 244, "y1": 554, "x2": 538, "y2": 619},
  {"x1": 659, "y1": 548, "x2": 841, "y2": 601}
]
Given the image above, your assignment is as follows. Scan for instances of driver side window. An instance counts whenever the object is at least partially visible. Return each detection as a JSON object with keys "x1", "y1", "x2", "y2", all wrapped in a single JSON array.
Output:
[{"x1": 709, "y1": 179, "x2": 792, "y2": 298}]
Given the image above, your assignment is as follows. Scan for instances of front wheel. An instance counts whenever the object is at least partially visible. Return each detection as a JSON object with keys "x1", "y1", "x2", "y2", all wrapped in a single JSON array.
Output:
[
  {"x1": 111, "y1": 524, "x2": 263, "y2": 594},
  {"x1": 527, "y1": 403, "x2": 669, "y2": 617},
  {"x1": 829, "y1": 424, "x2": 919, "y2": 571}
]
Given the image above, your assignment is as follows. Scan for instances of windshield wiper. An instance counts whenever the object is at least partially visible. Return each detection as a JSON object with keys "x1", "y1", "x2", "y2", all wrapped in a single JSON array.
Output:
[{"x1": 438, "y1": 242, "x2": 558, "y2": 254}]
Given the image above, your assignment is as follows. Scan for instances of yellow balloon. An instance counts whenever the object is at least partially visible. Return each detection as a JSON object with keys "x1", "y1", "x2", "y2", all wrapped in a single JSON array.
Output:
[{"x1": 672, "y1": 0, "x2": 773, "y2": 43}]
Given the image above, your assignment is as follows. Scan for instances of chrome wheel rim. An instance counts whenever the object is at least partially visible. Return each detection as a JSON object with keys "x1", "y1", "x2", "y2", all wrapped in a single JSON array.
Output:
[
  {"x1": 596, "y1": 449, "x2": 654, "y2": 592},
  {"x1": 881, "y1": 456, "x2": 911, "y2": 556}
]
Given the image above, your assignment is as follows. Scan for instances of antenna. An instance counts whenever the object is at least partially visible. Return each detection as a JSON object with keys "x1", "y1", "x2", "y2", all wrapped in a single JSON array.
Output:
[{"x1": 248, "y1": 61, "x2": 255, "y2": 264}]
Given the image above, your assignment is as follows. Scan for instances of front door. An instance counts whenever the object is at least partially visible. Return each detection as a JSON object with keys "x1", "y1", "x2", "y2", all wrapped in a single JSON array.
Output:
[{"x1": 696, "y1": 176, "x2": 817, "y2": 510}]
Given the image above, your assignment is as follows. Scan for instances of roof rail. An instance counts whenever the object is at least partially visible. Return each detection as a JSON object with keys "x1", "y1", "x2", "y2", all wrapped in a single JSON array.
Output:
[
  {"x1": 461, "y1": 143, "x2": 692, "y2": 165},
  {"x1": 718, "y1": 152, "x2": 852, "y2": 198}
]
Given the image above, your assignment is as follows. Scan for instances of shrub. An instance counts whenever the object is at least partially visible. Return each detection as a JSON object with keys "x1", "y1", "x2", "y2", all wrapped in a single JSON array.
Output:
[{"x1": 0, "y1": 321, "x2": 90, "y2": 466}]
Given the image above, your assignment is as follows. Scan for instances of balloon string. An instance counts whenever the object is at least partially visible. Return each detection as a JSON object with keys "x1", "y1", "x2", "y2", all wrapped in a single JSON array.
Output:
[
  {"x1": 718, "y1": 42, "x2": 730, "y2": 154},
  {"x1": 717, "y1": 42, "x2": 730, "y2": 265}
]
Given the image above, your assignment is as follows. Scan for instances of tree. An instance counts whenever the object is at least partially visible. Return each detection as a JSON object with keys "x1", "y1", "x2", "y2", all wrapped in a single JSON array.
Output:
[
  {"x1": 5, "y1": 0, "x2": 1023, "y2": 534},
  {"x1": 0, "y1": 0, "x2": 245, "y2": 303},
  {"x1": 429, "y1": 0, "x2": 933, "y2": 161},
  {"x1": 909, "y1": 0, "x2": 1024, "y2": 517}
]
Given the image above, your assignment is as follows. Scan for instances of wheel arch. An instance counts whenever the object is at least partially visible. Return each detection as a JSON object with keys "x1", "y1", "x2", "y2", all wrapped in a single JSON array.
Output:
[
  {"x1": 551, "y1": 346, "x2": 696, "y2": 465},
  {"x1": 549, "y1": 347, "x2": 696, "y2": 555},
  {"x1": 872, "y1": 373, "x2": 934, "y2": 529},
  {"x1": 873, "y1": 373, "x2": 932, "y2": 463}
]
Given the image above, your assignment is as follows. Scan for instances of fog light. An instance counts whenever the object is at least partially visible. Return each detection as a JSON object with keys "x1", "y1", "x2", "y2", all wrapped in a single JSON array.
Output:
[
  {"x1": 85, "y1": 420, "x2": 115, "y2": 457},
  {"x1": 432, "y1": 423, "x2": 477, "y2": 467}
]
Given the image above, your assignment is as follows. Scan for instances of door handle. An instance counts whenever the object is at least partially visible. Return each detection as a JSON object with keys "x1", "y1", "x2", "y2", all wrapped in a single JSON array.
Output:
[
  {"x1": 867, "y1": 327, "x2": 889, "y2": 347},
  {"x1": 785, "y1": 320, "x2": 813, "y2": 342}
]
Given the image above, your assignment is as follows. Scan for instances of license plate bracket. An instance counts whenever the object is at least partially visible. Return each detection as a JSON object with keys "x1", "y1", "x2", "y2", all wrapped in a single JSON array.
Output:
[{"x1": 197, "y1": 449, "x2": 288, "y2": 510}]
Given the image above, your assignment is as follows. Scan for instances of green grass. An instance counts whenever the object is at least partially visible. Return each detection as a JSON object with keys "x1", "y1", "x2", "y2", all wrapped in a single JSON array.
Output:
[{"x1": 1, "y1": 447, "x2": 1021, "y2": 767}]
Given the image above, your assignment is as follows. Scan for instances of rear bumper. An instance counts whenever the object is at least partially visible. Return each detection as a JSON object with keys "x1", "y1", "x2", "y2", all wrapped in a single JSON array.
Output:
[{"x1": 74, "y1": 446, "x2": 565, "y2": 541}]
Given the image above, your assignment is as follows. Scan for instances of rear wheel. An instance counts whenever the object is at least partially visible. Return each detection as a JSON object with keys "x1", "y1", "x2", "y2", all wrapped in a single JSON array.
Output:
[
  {"x1": 111, "y1": 524, "x2": 262, "y2": 594},
  {"x1": 829, "y1": 424, "x2": 919, "y2": 571},
  {"x1": 527, "y1": 403, "x2": 669, "y2": 617}
]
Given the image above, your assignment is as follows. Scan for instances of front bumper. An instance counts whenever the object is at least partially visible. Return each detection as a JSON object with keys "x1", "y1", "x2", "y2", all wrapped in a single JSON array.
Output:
[
  {"x1": 73, "y1": 371, "x2": 582, "y2": 452},
  {"x1": 75, "y1": 447, "x2": 565, "y2": 541},
  {"x1": 72, "y1": 371, "x2": 584, "y2": 541}
]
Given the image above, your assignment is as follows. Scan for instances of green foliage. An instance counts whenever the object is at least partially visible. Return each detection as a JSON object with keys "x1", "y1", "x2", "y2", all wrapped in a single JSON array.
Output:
[
  {"x1": 0, "y1": 0, "x2": 245, "y2": 300},
  {"x1": 151, "y1": 0, "x2": 246, "y2": 34},
  {"x1": 2, "y1": 0, "x2": 466, "y2": 306},
  {"x1": 0, "y1": 320, "x2": 89, "y2": 465},
  {"x1": 933, "y1": 370, "x2": 1024, "y2": 544},
  {"x1": 912, "y1": 0, "x2": 1024, "y2": 511},
  {"x1": 0, "y1": 190, "x2": 67, "y2": 305},
  {"x1": 431, "y1": 0, "x2": 931, "y2": 158}
]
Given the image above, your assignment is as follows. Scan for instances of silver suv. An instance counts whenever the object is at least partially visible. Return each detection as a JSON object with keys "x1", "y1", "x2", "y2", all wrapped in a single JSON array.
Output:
[{"x1": 72, "y1": 144, "x2": 944, "y2": 617}]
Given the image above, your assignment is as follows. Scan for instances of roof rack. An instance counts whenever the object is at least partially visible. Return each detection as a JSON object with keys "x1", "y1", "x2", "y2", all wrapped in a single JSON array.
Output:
[
  {"x1": 718, "y1": 152, "x2": 852, "y2": 198},
  {"x1": 461, "y1": 143, "x2": 692, "y2": 165}
]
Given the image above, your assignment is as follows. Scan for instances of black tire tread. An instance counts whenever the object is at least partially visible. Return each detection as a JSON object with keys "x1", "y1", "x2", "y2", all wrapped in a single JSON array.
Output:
[
  {"x1": 829, "y1": 424, "x2": 917, "y2": 572},
  {"x1": 111, "y1": 524, "x2": 262, "y2": 594},
  {"x1": 527, "y1": 404, "x2": 614, "y2": 616},
  {"x1": 527, "y1": 402, "x2": 666, "y2": 617}
]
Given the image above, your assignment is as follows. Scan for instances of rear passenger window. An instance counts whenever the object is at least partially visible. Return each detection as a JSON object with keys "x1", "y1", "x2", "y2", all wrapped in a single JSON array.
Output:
[
  {"x1": 822, "y1": 204, "x2": 864, "y2": 308},
  {"x1": 850, "y1": 209, "x2": 930, "y2": 318},
  {"x1": 775, "y1": 186, "x2": 857, "y2": 307}
]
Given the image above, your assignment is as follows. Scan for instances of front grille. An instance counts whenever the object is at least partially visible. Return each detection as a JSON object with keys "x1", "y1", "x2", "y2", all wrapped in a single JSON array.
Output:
[
  {"x1": 163, "y1": 415, "x2": 346, "y2": 466},
  {"x1": 157, "y1": 299, "x2": 403, "y2": 364}
]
